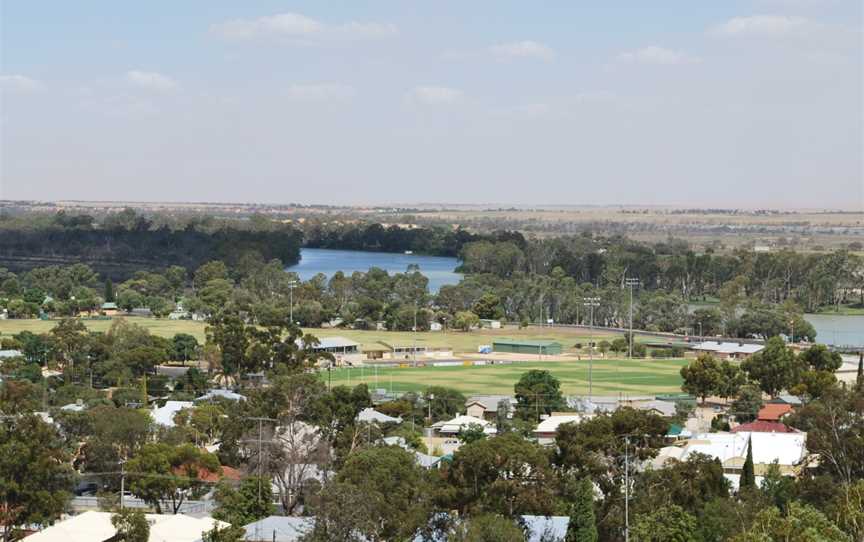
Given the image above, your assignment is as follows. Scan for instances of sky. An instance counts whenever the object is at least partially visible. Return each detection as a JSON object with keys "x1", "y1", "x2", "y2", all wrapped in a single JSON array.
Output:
[{"x1": 1, "y1": 1, "x2": 862, "y2": 209}]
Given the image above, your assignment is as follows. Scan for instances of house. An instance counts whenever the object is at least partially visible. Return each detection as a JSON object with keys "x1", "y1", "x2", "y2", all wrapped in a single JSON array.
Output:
[
  {"x1": 129, "y1": 307, "x2": 153, "y2": 317},
  {"x1": 25, "y1": 511, "x2": 229, "y2": 542},
  {"x1": 692, "y1": 341, "x2": 763, "y2": 360},
  {"x1": 194, "y1": 389, "x2": 246, "y2": 402},
  {"x1": 731, "y1": 420, "x2": 799, "y2": 434},
  {"x1": 172, "y1": 464, "x2": 242, "y2": 483},
  {"x1": 431, "y1": 415, "x2": 497, "y2": 436},
  {"x1": 383, "y1": 436, "x2": 444, "y2": 469},
  {"x1": 100, "y1": 302, "x2": 119, "y2": 316},
  {"x1": 479, "y1": 319, "x2": 502, "y2": 329},
  {"x1": 534, "y1": 414, "x2": 589, "y2": 445},
  {"x1": 493, "y1": 339, "x2": 562, "y2": 355},
  {"x1": 654, "y1": 431, "x2": 807, "y2": 477},
  {"x1": 151, "y1": 400, "x2": 194, "y2": 427},
  {"x1": 464, "y1": 395, "x2": 514, "y2": 420},
  {"x1": 770, "y1": 394, "x2": 803, "y2": 407},
  {"x1": 0, "y1": 349, "x2": 23, "y2": 360},
  {"x1": 243, "y1": 516, "x2": 315, "y2": 542},
  {"x1": 757, "y1": 403, "x2": 793, "y2": 422},
  {"x1": 631, "y1": 399, "x2": 677, "y2": 417},
  {"x1": 356, "y1": 407, "x2": 402, "y2": 424}
]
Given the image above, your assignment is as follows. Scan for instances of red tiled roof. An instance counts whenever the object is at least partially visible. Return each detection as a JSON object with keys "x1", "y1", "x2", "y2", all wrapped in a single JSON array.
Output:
[
  {"x1": 731, "y1": 420, "x2": 798, "y2": 433},
  {"x1": 757, "y1": 403, "x2": 793, "y2": 421}
]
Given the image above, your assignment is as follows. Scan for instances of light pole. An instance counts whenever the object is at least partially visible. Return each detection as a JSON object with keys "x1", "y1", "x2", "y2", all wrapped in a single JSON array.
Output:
[
  {"x1": 412, "y1": 303, "x2": 418, "y2": 367},
  {"x1": 625, "y1": 278, "x2": 640, "y2": 359},
  {"x1": 288, "y1": 280, "x2": 298, "y2": 325},
  {"x1": 789, "y1": 319, "x2": 795, "y2": 344},
  {"x1": 583, "y1": 297, "x2": 600, "y2": 399},
  {"x1": 624, "y1": 437, "x2": 630, "y2": 542}
]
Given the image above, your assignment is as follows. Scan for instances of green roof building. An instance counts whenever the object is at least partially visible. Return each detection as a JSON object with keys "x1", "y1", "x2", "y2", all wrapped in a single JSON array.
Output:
[{"x1": 492, "y1": 339, "x2": 563, "y2": 355}]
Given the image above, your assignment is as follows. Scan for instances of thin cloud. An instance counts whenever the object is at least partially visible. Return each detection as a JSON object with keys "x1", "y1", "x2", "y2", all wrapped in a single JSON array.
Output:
[
  {"x1": 409, "y1": 86, "x2": 464, "y2": 106},
  {"x1": 285, "y1": 83, "x2": 355, "y2": 102},
  {"x1": 210, "y1": 12, "x2": 397, "y2": 42},
  {"x1": 126, "y1": 70, "x2": 179, "y2": 92},
  {"x1": 616, "y1": 46, "x2": 701, "y2": 65},
  {"x1": 709, "y1": 15, "x2": 813, "y2": 38},
  {"x1": 0, "y1": 74, "x2": 43, "y2": 93},
  {"x1": 489, "y1": 40, "x2": 555, "y2": 61}
]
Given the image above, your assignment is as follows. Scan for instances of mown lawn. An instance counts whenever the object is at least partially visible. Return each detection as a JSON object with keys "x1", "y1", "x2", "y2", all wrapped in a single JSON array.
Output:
[{"x1": 321, "y1": 358, "x2": 687, "y2": 397}]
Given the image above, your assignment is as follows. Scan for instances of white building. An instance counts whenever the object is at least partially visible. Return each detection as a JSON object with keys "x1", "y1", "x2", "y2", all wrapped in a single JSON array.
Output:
[
  {"x1": 692, "y1": 341, "x2": 764, "y2": 360},
  {"x1": 26, "y1": 511, "x2": 228, "y2": 542},
  {"x1": 432, "y1": 415, "x2": 497, "y2": 436}
]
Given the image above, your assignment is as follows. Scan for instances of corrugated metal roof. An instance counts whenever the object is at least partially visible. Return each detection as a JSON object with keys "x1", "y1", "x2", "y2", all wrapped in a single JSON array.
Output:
[{"x1": 492, "y1": 339, "x2": 562, "y2": 347}]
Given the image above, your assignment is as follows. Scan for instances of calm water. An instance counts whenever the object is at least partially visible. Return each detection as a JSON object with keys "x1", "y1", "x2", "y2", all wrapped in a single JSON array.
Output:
[
  {"x1": 805, "y1": 314, "x2": 864, "y2": 347},
  {"x1": 286, "y1": 248, "x2": 462, "y2": 293}
]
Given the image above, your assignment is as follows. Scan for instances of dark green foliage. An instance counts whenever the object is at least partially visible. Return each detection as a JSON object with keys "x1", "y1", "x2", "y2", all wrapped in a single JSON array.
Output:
[
  {"x1": 741, "y1": 437, "x2": 756, "y2": 490},
  {"x1": 514, "y1": 370, "x2": 565, "y2": 421},
  {"x1": 566, "y1": 477, "x2": 598, "y2": 542},
  {"x1": 213, "y1": 476, "x2": 274, "y2": 526},
  {"x1": 110, "y1": 509, "x2": 149, "y2": 542},
  {"x1": 0, "y1": 415, "x2": 74, "y2": 540},
  {"x1": 630, "y1": 504, "x2": 697, "y2": 542}
]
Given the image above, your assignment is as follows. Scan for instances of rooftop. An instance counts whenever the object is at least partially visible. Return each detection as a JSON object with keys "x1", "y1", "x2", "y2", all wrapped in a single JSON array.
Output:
[
  {"x1": 731, "y1": 420, "x2": 799, "y2": 434},
  {"x1": 296, "y1": 336, "x2": 360, "y2": 349},
  {"x1": 757, "y1": 403, "x2": 794, "y2": 421},
  {"x1": 491, "y1": 339, "x2": 562, "y2": 347},
  {"x1": 693, "y1": 341, "x2": 764, "y2": 355},
  {"x1": 25, "y1": 511, "x2": 228, "y2": 542},
  {"x1": 243, "y1": 516, "x2": 315, "y2": 542}
]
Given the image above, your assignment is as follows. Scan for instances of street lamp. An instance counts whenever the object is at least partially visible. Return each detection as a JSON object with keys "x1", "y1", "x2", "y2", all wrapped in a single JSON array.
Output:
[
  {"x1": 582, "y1": 297, "x2": 600, "y2": 399},
  {"x1": 789, "y1": 319, "x2": 795, "y2": 344},
  {"x1": 624, "y1": 278, "x2": 640, "y2": 359}
]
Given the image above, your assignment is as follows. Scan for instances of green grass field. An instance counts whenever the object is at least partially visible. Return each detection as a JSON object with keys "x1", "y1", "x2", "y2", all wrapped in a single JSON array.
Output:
[{"x1": 321, "y1": 358, "x2": 687, "y2": 397}]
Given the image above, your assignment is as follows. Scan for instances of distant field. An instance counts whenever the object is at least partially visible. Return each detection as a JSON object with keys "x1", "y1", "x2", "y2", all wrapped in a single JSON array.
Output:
[
  {"x1": 0, "y1": 318, "x2": 210, "y2": 340},
  {"x1": 322, "y1": 358, "x2": 687, "y2": 397},
  {"x1": 0, "y1": 319, "x2": 628, "y2": 353}
]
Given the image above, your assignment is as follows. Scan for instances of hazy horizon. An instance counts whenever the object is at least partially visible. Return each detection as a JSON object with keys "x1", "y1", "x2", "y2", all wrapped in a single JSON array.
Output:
[{"x1": 2, "y1": 2, "x2": 862, "y2": 210}]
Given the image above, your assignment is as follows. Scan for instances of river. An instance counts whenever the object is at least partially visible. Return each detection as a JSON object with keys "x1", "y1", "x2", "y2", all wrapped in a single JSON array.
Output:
[
  {"x1": 286, "y1": 248, "x2": 461, "y2": 293},
  {"x1": 804, "y1": 314, "x2": 864, "y2": 348}
]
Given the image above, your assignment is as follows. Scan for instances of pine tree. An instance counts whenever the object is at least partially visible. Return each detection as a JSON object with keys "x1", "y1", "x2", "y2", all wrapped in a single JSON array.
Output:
[
  {"x1": 104, "y1": 279, "x2": 115, "y2": 303},
  {"x1": 741, "y1": 436, "x2": 756, "y2": 491},
  {"x1": 566, "y1": 477, "x2": 598, "y2": 542}
]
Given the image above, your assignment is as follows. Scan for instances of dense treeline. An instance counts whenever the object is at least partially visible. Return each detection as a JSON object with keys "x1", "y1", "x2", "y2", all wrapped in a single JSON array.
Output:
[
  {"x1": 0, "y1": 209, "x2": 302, "y2": 279},
  {"x1": 302, "y1": 221, "x2": 522, "y2": 257}
]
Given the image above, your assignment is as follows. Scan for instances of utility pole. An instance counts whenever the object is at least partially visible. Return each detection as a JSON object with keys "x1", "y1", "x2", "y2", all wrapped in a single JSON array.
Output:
[
  {"x1": 789, "y1": 319, "x2": 795, "y2": 344},
  {"x1": 288, "y1": 280, "x2": 298, "y2": 325},
  {"x1": 119, "y1": 459, "x2": 125, "y2": 510},
  {"x1": 625, "y1": 278, "x2": 640, "y2": 359},
  {"x1": 412, "y1": 303, "x2": 418, "y2": 367},
  {"x1": 247, "y1": 417, "x2": 278, "y2": 506},
  {"x1": 583, "y1": 297, "x2": 600, "y2": 399},
  {"x1": 624, "y1": 437, "x2": 630, "y2": 542}
]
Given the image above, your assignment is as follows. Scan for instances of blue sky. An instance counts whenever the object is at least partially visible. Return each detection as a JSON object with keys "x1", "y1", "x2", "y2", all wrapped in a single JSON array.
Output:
[{"x1": 1, "y1": 1, "x2": 861, "y2": 208}]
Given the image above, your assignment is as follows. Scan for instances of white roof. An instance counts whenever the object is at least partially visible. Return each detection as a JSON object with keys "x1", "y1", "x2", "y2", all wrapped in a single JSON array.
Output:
[
  {"x1": 243, "y1": 516, "x2": 314, "y2": 542},
  {"x1": 523, "y1": 516, "x2": 570, "y2": 542},
  {"x1": 682, "y1": 432, "x2": 807, "y2": 467},
  {"x1": 0, "y1": 349, "x2": 23, "y2": 359},
  {"x1": 694, "y1": 341, "x2": 764, "y2": 355},
  {"x1": 151, "y1": 400, "x2": 193, "y2": 427},
  {"x1": 535, "y1": 415, "x2": 586, "y2": 434},
  {"x1": 434, "y1": 415, "x2": 497, "y2": 435},
  {"x1": 26, "y1": 511, "x2": 228, "y2": 542},
  {"x1": 60, "y1": 403, "x2": 85, "y2": 412},
  {"x1": 194, "y1": 389, "x2": 246, "y2": 402},
  {"x1": 296, "y1": 336, "x2": 359, "y2": 349},
  {"x1": 356, "y1": 407, "x2": 402, "y2": 424}
]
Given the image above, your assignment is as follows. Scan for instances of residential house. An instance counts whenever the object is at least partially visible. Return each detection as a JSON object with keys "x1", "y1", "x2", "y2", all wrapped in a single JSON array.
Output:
[
  {"x1": 25, "y1": 511, "x2": 229, "y2": 542},
  {"x1": 757, "y1": 403, "x2": 794, "y2": 422},
  {"x1": 194, "y1": 389, "x2": 246, "y2": 402},
  {"x1": 464, "y1": 395, "x2": 514, "y2": 420},
  {"x1": 356, "y1": 407, "x2": 402, "y2": 425},
  {"x1": 534, "y1": 414, "x2": 590, "y2": 445},
  {"x1": 0, "y1": 349, "x2": 23, "y2": 360},
  {"x1": 431, "y1": 415, "x2": 497, "y2": 436},
  {"x1": 151, "y1": 400, "x2": 194, "y2": 428},
  {"x1": 692, "y1": 341, "x2": 764, "y2": 360},
  {"x1": 731, "y1": 420, "x2": 799, "y2": 434}
]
